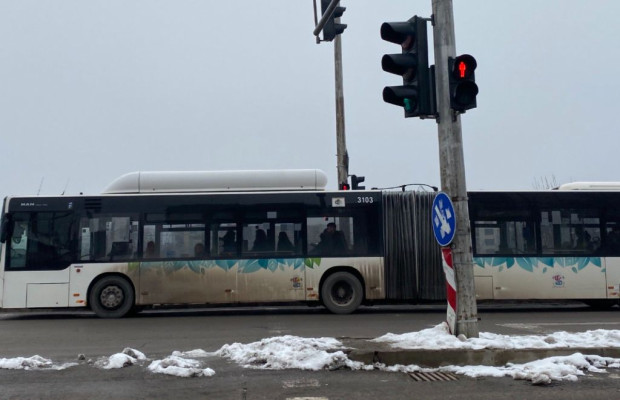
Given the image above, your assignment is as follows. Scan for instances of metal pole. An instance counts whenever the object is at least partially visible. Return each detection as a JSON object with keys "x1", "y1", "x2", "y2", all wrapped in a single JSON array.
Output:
[
  {"x1": 334, "y1": 19, "x2": 348, "y2": 187},
  {"x1": 431, "y1": 0, "x2": 479, "y2": 338}
]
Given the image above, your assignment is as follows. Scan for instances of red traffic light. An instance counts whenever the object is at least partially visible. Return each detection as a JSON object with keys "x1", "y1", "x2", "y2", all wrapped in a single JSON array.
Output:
[
  {"x1": 339, "y1": 183, "x2": 350, "y2": 190},
  {"x1": 451, "y1": 54, "x2": 477, "y2": 80},
  {"x1": 449, "y1": 54, "x2": 478, "y2": 112}
]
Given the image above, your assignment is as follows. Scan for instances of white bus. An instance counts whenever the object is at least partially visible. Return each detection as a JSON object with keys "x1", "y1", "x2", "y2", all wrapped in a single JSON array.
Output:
[
  {"x1": 469, "y1": 187, "x2": 620, "y2": 308},
  {"x1": 0, "y1": 170, "x2": 385, "y2": 318},
  {"x1": 1, "y1": 171, "x2": 618, "y2": 318}
]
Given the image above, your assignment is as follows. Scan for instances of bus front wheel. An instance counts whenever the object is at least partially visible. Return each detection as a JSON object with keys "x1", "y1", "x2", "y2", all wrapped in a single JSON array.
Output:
[
  {"x1": 89, "y1": 276, "x2": 135, "y2": 318},
  {"x1": 321, "y1": 271, "x2": 363, "y2": 314}
]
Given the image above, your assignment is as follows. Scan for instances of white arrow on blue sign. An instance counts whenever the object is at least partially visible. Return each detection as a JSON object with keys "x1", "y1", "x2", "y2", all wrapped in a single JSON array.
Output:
[{"x1": 432, "y1": 192, "x2": 456, "y2": 247}]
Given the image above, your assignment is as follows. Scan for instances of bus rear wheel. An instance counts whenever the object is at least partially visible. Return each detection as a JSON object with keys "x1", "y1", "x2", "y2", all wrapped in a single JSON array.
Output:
[
  {"x1": 321, "y1": 271, "x2": 363, "y2": 314},
  {"x1": 89, "y1": 276, "x2": 135, "y2": 318}
]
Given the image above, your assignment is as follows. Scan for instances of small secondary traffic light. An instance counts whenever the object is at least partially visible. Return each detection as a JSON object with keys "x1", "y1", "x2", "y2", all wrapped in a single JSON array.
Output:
[
  {"x1": 321, "y1": 0, "x2": 347, "y2": 41},
  {"x1": 339, "y1": 182, "x2": 350, "y2": 190},
  {"x1": 449, "y1": 54, "x2": 478, "y2": 112},
  {"x1": 381, "y1": 16, "x2": 433, "y2": 118},
  {"x1": 351, "y1": 175, "x2": 365, "y2": 190}
]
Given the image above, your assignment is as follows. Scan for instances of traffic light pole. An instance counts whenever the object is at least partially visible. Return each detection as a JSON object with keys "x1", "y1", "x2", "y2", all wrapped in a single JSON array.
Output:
[
  {"x1": 431, "y1": 0, "x2": 479, "y2": 338},
  {"x1": 334, "y1": 19, "x2": 349, "y2": 188}
]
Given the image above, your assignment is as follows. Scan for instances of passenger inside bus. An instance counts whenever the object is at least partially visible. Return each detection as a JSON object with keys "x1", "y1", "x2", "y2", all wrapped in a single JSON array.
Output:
[
  {"x1": 314, "y1": 222, "x2": 347, "y2": 255},
  {"x1": 277, "y1": 232, "x2": 294, "y2": 252},
  {"x1": 144, "y1": 241, "x2": 156, "y2": 258},
  {"x1": 194, "y1": 242, "x2": 206, "y2": 257},
  {"x1": 220, "y1": 230, "x2": 236, "y2": 254},
  {"x1": 607, "y1": 226, "x2": 620, "y2": 251},
  {"x1": 252, "y1": 228, "x2": 269, "y2": 252}
]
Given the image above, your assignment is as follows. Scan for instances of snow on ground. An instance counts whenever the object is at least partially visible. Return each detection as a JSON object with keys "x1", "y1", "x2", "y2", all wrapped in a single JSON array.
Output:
[
  {"x1": 372, "y1": 322, "x2": 620, "y2": 350},
  {"x1": 0, "y1": 355, "x2": 77, "y2": 371},
  {"x1": 1, "y1": 324, "x2": 619, "y2": 384},
  {"x1": 148, "y1": 355, "x2": 215, "y2": 377},
  {"x1": 380, "y1": 352, "x2": 620, "y2": 385},
  {"x1": 95, "y1": 347, "x2": 147, "y2": 369},
  {"x1": 215, "y1": 335, "x2": 368, "y2": 371}
]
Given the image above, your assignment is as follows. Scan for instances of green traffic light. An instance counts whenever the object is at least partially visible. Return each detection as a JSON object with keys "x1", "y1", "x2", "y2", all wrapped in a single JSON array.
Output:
[{"x1": 404, "y1": 98, "x2": 413, "y2": 112}]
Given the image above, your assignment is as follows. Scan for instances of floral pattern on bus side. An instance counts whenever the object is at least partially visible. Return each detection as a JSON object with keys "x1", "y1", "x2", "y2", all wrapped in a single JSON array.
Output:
[
  {"x1": 143, "y1": 258, "x2": 321, "y2": 274},
  {"x1": 472, "y1": 257, "x2": 604, "y2": 274}
]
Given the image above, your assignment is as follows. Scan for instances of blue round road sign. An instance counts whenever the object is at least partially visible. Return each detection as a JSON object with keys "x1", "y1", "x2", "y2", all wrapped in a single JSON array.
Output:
[{"x1": 432, "y1": 192, "x2": 456, "y2": 246}]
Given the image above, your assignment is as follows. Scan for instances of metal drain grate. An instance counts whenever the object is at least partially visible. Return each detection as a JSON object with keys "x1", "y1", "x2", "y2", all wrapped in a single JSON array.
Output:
[{"x1": 409, "y1": 372, "x2": 459, "y2": 382}]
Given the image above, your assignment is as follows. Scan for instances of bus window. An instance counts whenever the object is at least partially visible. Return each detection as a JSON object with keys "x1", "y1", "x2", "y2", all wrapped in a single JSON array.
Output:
[
  {"x1": 211, "y1": 223, "x2": 238, "y2": 257},
  {"x1": 159, "y1": 224, "x2": 205, "y2": 259},
  {"x1": 540, "y1": 209, "x2": 600, "y2": 255},
  {"x1": 275, "y1": 223, "x2": 302, "y2": 255},
  {"x1": 7, "y1": 218, "x2": 28, "y2": 269},
  {"x1": 473, "y1": 220, "x2": 536, "y2": 256},
  {"x1": 79, "y1": 214, "x2": 138, "y2": 262},
  {"x1": 143, "y1": 212, "x2": 207, "y2": 259},
  {"x1": 8, "y1": 211, "x2": 75, "y2": 270},
  {"x1": 240, "y1": 221, "x2": 303, "y2": 257},
  {"x1": 603, "y1": 207, "x2": 620, "y2": 255},
  {"x1": 307, "y1": 217, "x2": 351, "y2": 256},
  {"x1": 471, "y1": 206, "x2": 536, "y2": 256},
  {"x1": 243, "y1": 223, "x2": 272, "y2": 254}
]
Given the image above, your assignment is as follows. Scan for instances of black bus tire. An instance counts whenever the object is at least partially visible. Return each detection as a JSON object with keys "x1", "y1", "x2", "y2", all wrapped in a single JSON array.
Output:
[
  {"x1": 321, "y1": 271, "x2": 363, "y2": 314},
  {"x1": 89, "y1": 276, "x2": 135, "y2": 318}
]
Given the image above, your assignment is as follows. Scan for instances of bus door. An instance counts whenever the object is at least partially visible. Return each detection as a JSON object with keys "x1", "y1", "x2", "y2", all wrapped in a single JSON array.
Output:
[{"x1": 2, "y1": 211, "x2": 74, "y2": 308}]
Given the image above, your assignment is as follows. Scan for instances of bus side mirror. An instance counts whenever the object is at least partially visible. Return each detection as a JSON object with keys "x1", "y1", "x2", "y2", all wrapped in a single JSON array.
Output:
[{"x1": 0, "y1": 214, "x2": 12, "y2": 243}]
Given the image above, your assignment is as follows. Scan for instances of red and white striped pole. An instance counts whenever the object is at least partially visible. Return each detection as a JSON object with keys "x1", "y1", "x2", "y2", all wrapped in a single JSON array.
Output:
[{"x1": 441, "y1": 247, "x2": 457, "y2": 334}]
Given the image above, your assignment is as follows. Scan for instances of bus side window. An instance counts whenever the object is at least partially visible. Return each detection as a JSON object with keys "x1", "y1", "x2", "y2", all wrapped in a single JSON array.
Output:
[
  {"x1": 7, "y1": 218, "x2": 28, "y2": 269},
  {"x1": 79, "y1": 215, "x2": 138, "y2": 262},
  {"x1": 307, "y1": 217, "x2": 351, "y2": 256},
  {"x1": 7, "y1": 212, "x2": 75, "y2": 270},
  {"x1": 605, "y1": 223, "x2": 620, "y2": 255}
]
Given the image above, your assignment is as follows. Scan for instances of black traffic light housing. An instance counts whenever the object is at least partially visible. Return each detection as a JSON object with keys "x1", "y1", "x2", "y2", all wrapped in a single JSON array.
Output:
[
  {"x1": 449, "y1": 54, "x2": 478, "y2": 112},
  {"x1": 381, "y1": 16, "x2": 434, "y2": 118},
  {"x1": 321, "y1": 0, "x2": 347, "y2": 41},
  {"x1": 351, "y1": 175, "x2": 365, "y2": 190},
  {"x1": 339, "y1": 182, "x2": 350, "y2": 190}
]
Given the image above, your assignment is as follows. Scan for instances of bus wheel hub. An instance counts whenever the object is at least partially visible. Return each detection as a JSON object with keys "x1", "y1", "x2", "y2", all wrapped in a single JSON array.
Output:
[{"x1": 101, "y1": 286, "x2": 123, "y2": 308}]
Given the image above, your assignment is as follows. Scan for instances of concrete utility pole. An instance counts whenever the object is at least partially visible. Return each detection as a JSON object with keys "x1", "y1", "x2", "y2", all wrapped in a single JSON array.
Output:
[
  {"x1": 431, "y1": 0, "x2": 479, "y2": 338},
  {"x1": 334, "y1": 23, "x2": 349, "y2": 188}
]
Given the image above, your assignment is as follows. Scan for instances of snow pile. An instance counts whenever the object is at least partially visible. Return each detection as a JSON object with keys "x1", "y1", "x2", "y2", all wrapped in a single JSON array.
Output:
[
  {"x1": 94, "y1": 347, "x2": 216, "y2": 377},
  {"x1": 148, "y1": 355, "x2": 215, "y2": 377},
  {"x1": 171, "y1": 349, "x2": 212, "y2": 358},
  {"x1": 0, "y1": 355, "x2": 77, "y2": 371},
  {"x1": 215, "y1": 335, "x2": 368, "y2": 371},
  {"x1": 373, "y1": 323, "x2": 620, "y2": 350},
  {"x1": 2, "y1": 325, "x2": 620, "y2": 384},
  {"x1": 95, "y1": 348, "x2": 147, "y2": 370},
  {"x1": 442, "y1": 353, "x2": 620, "y2": 385}
]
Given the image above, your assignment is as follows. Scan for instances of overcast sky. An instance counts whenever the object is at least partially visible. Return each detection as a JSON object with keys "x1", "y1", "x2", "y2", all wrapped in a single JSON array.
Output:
[{"x1": 1, "y1": 0, "x2": 619, "y2": 200}]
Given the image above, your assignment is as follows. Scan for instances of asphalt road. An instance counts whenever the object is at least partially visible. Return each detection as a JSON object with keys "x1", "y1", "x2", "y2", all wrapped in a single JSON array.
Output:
[{"x1": 1, "y1": 302, "x2": 619, "y2": 400}]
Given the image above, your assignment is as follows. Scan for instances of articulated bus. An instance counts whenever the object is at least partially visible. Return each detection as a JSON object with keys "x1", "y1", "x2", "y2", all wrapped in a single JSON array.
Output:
[{"x1": 0, "y1": 170, "x2": 618, "y2": 318}]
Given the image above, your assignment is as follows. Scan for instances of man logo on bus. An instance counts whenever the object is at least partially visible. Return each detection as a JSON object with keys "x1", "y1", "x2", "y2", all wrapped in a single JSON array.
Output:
[{"x1": 552, "y1": 274, "x2": 565, "y2": 288}]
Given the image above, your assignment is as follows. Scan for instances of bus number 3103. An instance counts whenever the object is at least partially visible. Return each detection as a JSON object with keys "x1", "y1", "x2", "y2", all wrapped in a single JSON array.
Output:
[{"x1": 357, "y1": 197, "x2": 374, "y2": 204}]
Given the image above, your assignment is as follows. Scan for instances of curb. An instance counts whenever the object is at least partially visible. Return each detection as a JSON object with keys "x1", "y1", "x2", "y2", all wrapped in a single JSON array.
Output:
[{"x1": 342, "y1": 340, "x2": 620, "y2": 368}]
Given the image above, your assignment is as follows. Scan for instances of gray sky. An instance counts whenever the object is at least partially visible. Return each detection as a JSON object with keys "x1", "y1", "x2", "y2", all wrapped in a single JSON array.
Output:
[{"x1": 1, "y1": 0, "x2": 619, "y2": 201}]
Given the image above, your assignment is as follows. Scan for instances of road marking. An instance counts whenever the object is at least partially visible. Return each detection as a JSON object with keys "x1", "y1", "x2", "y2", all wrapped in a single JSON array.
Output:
[
  {"x1": 282, "y1": 379, "x2": 321, "y2": 388},
  {"x1": 286, "y1": 398, "x2": 328, "y2": 400}
]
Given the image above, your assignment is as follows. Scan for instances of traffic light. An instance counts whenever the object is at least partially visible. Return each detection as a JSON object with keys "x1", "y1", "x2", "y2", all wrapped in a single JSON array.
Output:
[
  {"x1": 381, "y1": 16, "x2": 433, "y2": 118},
  {"x1": 339, "y1": 182, "x2": 350, "y2": 190},
  {"x1": 449, "y1": 54, "x2": 478, "y2": 112},
  {"x1": 321, "y1": 0, "x2": 347, "y2": 41},
  {"x1": 351, "y1": 175, "x2": 365, "y2": 190}
]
